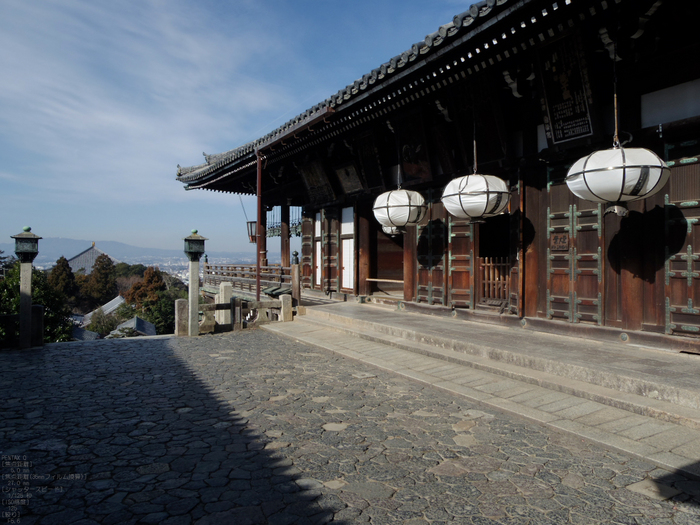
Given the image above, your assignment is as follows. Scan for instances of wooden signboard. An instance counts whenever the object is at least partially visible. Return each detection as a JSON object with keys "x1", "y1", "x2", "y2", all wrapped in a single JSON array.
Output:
[
  {"x1": 300, "y1": 160, "x2": 336, "y2": 205},
  {"x1": 539, "y1": 35, "x2": 594, "y2": 145},
  {"x1": 335, "y1": 163, "x2": 364, "y2": 194},
  {"x1": 550, "y1": 233, "x2": 569, "y2": 251}
]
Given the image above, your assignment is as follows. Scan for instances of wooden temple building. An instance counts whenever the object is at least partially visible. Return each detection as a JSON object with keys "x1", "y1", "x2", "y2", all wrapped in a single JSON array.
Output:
[{"x1": 177, "y1": 0, "x2": 700, "y2": 351}]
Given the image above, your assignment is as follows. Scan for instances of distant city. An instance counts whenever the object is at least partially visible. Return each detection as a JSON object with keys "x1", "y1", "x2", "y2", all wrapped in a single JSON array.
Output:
[{"x1": 0, "y1": 237, "x2": 287, "y2": 283}]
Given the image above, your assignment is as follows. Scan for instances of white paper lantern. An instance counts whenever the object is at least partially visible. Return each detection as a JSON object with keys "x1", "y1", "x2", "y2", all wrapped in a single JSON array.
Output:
[
  {"x1": 441, "y1": 174, "x2": 509, "y2": 220},
  {"x1": 373, "y1": 189, "x2": 427, "y2": 230},
  {"x1": 566, "y1": 147, "x2": 669, "y2": 204}
]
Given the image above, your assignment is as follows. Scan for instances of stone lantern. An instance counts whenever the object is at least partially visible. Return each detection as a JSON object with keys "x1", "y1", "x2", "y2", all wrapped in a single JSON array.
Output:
[
  {"x1": 11, "y1": 227, "x2": 41, "y2": 349},
  {"x1": 184, "y1": 230, "x2": 207, "y2": 336}
]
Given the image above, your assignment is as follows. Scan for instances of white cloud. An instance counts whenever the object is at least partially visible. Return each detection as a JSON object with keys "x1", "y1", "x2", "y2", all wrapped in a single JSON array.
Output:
[{"x1": 0, "y1": 0, "x2": 300, "y2": 206}]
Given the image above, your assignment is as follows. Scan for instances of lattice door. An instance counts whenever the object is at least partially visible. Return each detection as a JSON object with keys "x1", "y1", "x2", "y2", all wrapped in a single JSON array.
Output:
[
  {"x1": 416, "y1": 195, "x2": 447, "y2": 305},
  {"x1": 546, "y1": 183, "x2": 603, "y2": 324},
  {"x1": 665, "y1": 162, "x2": 700, "y2": 334},
  {"x1": 448, "y1": 218, "x2": 474, "y2": 308},
  {"x1": 301, "y1": 214, "x2": 314, "y2": 289}
]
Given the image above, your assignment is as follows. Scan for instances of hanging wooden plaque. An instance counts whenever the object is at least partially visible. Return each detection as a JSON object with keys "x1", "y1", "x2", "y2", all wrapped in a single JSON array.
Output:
[{"x1": 539, "y1": 34, "x2": 594, "y2": 145}]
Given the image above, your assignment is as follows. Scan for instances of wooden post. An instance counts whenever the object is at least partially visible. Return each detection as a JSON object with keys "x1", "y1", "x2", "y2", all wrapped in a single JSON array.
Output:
[
  {"x1": 260, "y1": 209, "x2": 268, "y2": 268},
  {"x1": 233, "y1": 297, "x2": 242, "y2": 331},
  {"x1": 358, "y1": 207, "x2": 371, "y2": 297},
  {"x1": 404, "y1": 225, "x2": 416, "y2": 301},
  {"x1": 256, "y1": 151, "x2": 263, "y2": 301}
]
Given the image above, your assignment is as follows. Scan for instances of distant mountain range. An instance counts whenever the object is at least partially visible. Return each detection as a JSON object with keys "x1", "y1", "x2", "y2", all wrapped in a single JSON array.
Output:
[{"x1": 0, "y1": 238, "x2": 275, "y2": 267}]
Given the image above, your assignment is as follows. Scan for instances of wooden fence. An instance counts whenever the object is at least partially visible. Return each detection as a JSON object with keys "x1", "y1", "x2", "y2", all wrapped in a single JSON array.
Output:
[
  {"x1": 479, "y1": 257, "x2": 510, "y2": 301},
  {"x1": 203, "y1": 264, "x2": 292, "y2": 295}
]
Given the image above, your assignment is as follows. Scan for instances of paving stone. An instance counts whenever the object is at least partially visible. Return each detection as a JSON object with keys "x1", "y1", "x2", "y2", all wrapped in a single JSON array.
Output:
[{"x1": 1, "y1": 330, "x2": 697, "y2": 524}]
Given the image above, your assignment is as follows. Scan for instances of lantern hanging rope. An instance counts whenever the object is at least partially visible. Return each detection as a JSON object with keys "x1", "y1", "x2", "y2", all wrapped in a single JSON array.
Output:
[{"x1": 565, "y1": 42, "x2": 669, "y2": 216}]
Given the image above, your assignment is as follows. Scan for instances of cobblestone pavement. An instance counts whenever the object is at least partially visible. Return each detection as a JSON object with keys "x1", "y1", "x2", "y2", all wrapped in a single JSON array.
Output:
[{"x1": 2, "y1": 330, "x2": 700, "y2": 524}]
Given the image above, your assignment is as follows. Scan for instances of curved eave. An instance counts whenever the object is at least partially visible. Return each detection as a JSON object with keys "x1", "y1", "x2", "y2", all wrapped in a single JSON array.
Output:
[{"x1": 176, "y1": 0, "x2": 515, "y2": 190}]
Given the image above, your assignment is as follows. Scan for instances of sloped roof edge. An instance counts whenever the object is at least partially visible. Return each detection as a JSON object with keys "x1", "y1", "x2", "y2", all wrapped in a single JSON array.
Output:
[{"x1": 176, "y1": 0, "x2": 517, "y2": 185}]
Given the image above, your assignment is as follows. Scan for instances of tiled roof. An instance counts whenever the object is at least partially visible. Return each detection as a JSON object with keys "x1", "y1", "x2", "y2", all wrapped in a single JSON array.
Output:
[
  {"x1": 82, "y1": 296, "x2": 125, "y2": 326},
  {"x1": 176, "y1": 0, "x2": 513, "y2": 186},
  {"x1": 67, "y1": 245, "x2": 120, "y2": 275},
  {"x1": 72, "y1": 327, "x2": 101, "y2": 341},
  {"x1": 111, "y1": 316, "x2": 156, "y2": 337}
]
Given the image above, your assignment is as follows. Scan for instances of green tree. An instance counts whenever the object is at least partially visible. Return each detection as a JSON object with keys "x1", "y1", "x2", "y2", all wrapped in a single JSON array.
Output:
[
  {"x1": 141, "y1": 288, "x2": 187, "y2": 335},
  {"x1": 0, "y1": 250, "x2": 16, "y2": 279},
  {"x1": 115, "y1": 262, "x2": 147, "y2": 279},
  {"x1": 86, "y1": 307, "x2": 120, "y2": 336},
  {"x1": 124, "y1": 266, "x2": 165, "y2": 307},
  {"x1": 48, "y1": 256, "x2": 78, "y2": 307},
  {"x1": 121, "y1": 269, "x2": 186, "y2": 335},
  {"x1": 0, "y1": 262, "x2": 73, "y2": 344},
  {"x1": 83, "y1": 254, "x2": 117, "y2": 307}
]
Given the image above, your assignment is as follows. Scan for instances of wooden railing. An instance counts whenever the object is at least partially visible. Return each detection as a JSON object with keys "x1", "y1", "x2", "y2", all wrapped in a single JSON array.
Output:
[
  {"x1": 203, "y1": 264, "x2": 292, "y2": 295},
  {"x1": 480, "y1": 257, "x2": 510, "y2": 301}
]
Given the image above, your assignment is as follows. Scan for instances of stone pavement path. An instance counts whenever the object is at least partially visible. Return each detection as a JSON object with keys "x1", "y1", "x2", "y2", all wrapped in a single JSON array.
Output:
[{"x1": 1, "y1": 330, "x2": 699, "y2": 524}]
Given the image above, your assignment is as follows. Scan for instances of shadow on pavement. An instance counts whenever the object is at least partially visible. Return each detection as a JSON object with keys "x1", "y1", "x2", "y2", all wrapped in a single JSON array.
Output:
[
  {"x1": 0, "y1": 336, "x2": 332, "y2": 524},
  {"x1": 651, "y1": 466, "x2": 700, "y2": 507}
]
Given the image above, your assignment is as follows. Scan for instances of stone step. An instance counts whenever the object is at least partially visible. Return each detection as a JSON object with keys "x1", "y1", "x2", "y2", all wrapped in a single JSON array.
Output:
[
  {"x1": 300, "y1": 307, "x2": 700, "y2": 431},
  {"x1": 263, "y1": 316, "x2": 700, "y2": 480}
]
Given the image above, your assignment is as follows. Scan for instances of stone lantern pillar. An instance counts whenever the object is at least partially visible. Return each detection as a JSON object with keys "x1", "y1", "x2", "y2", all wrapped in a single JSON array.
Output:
[
  {"x1": 183, "y1": 230, "x2": 207, "y2": 336},
  {"x1": 11, "y1": 227, "x2": 41, "y2": 349}
]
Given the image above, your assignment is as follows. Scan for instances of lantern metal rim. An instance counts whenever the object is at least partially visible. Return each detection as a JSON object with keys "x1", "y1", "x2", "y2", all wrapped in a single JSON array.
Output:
[{"x1": 566, "y1": 163, "x2": 668, "y2": 178}]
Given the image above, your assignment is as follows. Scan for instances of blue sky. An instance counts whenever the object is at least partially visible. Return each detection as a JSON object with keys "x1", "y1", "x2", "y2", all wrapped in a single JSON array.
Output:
[{"x1": 1, "y1": 0, "x2": 467, "y2": 253}]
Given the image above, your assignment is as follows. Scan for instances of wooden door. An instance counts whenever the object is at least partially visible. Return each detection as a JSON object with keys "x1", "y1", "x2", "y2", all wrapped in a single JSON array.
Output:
[
  {"x1": 327, "y1": 209, "x2": 340, "y2": 293},
  {"x1": 665, "y1": 162, "x2": 700, "y2": 335},
  {"x1": 314, "y1": 212, "x2": 322, "y2": 288},
  {"x1": 546, "y1": 182, "x2": 604, "y2": 324},
  {"x1": 416, "y1": 194, "x2": 447, "y2": 305},
  {"x1": 572, "y1": 200, "x2": 603, "y2": 324},
  {"x1": 509, "y1": 182, "x2": 521, "y2": 315},
  {"x1": 301, "y1": 212, "x2": 314, "y2": 289},
  {"x1": 448, "y1": 218, "x2": 474, "y2": 308},
  {"x1": 546, "y1": 183, "x2": 573, "y2": 321}
]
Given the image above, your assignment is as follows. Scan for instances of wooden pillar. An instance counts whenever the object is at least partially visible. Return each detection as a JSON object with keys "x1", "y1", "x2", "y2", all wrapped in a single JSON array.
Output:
[
  {"x1": 260, "y1": 209, "x2": 268, "y2": 268},
  {"x1": 358, "y1": 207, "x2": 371, "y2": 296},
  {"x1": 256, "y1": 151, "x2": 263, "y2": 301},
  {"x1": 404, "y1": 225, "x2": 416, "y2": 301},
  {"x1": 281, "y1": 205, "x2": 290, "y2": 268}
]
